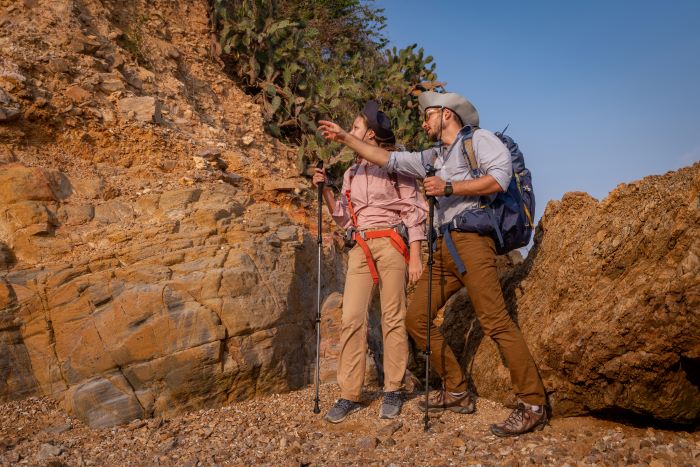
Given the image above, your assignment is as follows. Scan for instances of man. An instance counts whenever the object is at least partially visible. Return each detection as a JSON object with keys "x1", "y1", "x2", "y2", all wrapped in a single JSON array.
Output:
[{"x1": 318, "y1": 91, "x2": 548, "y2": 436}]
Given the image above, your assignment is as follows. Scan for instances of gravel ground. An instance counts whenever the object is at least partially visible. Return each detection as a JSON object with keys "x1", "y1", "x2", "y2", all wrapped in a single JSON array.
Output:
[{"x1": 0, "y1": 384, "x2": 697, "y2": 466}]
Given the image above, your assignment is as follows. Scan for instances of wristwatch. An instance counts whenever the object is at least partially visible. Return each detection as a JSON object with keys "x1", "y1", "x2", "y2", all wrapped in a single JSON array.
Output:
[{"x1": 444, "y1": 181, "x2": 453, "y2": 197}]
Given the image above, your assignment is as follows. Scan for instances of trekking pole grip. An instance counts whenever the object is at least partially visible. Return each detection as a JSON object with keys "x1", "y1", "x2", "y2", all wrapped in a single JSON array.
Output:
[{"x1": 317, "y1": 160, "x2": 324, "y2": 244}]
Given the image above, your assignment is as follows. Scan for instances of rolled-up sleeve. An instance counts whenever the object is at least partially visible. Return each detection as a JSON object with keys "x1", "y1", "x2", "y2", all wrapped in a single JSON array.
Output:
[
  {"x1": 473, "y1": 131, "x2": 512, "y2": 191},
  {"x1": 386, "y1": 150, "x2": 428, "y2": 179},
  {"x1": 397, "y1": 174, "x2": 428, "y2": 243},
  {"x1": 405, "y1": 215, "x2": 427, "y2": 243}
]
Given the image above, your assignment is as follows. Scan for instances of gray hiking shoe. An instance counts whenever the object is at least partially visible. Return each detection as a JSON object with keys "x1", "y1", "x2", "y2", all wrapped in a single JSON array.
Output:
[
  {"x1": 379, "y1": 391, "x2": 403, "y2": 419},
  {"x1": 490, "y1": 402, "x2": 548, "y2": 437},
  {"x1": 324, "y1": 399, "x2": 361, "y2": 424}
]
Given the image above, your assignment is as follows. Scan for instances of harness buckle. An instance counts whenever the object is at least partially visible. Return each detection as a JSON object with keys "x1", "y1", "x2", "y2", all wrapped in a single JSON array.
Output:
[{"x1": 344, "y1": 228, "x2": 357, "y2": 249}]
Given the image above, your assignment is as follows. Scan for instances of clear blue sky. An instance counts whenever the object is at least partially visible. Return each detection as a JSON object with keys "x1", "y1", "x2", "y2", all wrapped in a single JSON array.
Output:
[{"x1": 376, "y1": 0, "x2": 700, "y2": 222}]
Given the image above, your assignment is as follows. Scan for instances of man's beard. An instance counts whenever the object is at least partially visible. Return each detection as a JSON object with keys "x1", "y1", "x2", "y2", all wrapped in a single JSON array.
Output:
[{"x1": 425, "y1": 127, "x2": 439, "y2": 142}]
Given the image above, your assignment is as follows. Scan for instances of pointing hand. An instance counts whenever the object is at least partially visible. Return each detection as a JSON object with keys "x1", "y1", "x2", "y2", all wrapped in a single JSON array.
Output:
[{"x1": 318, "y1": 120, "x2": 347, "y2": 143}]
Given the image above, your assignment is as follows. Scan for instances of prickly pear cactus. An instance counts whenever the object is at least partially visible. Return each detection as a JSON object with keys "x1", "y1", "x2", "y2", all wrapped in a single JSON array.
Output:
[{"x1": 208, "y1": 0, "x2": 443, "y2": 180}]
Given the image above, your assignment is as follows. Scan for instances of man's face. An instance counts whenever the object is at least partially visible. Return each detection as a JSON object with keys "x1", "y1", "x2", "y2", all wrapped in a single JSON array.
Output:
[{"x1": 421, "y1": 107, "x2": 443, "y2": 141}]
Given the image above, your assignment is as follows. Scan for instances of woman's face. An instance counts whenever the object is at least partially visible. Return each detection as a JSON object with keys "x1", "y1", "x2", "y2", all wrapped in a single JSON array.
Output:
[{"x1": 349, "y1": 116, "x2": 372, "y2": 142}]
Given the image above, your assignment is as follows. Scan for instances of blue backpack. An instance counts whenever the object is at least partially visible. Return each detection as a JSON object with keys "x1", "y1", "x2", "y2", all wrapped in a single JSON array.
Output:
[{"x1": 458, "y1": 127, "x2": 535, "y2": 255}]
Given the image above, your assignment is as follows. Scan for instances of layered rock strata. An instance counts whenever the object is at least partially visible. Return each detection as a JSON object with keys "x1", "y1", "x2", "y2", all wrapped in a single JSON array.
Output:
[{"x1": 0, "y1": 162, "x2": 345, "y2": 427}]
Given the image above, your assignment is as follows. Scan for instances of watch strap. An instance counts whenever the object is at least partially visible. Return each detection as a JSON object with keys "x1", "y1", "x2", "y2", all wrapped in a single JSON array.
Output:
[{"x1": 445, "y1": 181, "x2": 453, "y2": 197}]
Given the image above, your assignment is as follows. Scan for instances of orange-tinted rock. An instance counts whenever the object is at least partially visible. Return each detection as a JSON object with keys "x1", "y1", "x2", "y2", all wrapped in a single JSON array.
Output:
[
  {"x1": 0, "y1": 147, "x2": 16, "y2": 165},
  {"x1": 0, "y1": 192, "x2": 345, "y2": 426},
  {"x1": 3, "y1": 201, "x2": 55, "y2": 236},
  {"x1": 117, "y1": 96, "x2": 162, "y2": 123},
  {"x1": 0, "y1": 279, "x2": 39, "y2": 400},
  {"x1": 64, "y1": 371, "x2": 144, "y2": 428},
  {"x1": 0, "y1": 0, "x2": 353, "y2": 430},
  {"x1": 0, "y1": 164, "x2": 56, "y2": 205},
  {"x1": 64, "y1": 85, "x2": 92, "y2": 103}
]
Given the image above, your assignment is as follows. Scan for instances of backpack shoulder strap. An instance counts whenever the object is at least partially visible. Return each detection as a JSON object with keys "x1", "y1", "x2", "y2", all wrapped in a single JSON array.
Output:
[
  {"x1": 459, "y1": 126, "x2": 481, "y2": 176},
  {"x1": 463, "y1": 138, "x2": 478, "y2": 172}
]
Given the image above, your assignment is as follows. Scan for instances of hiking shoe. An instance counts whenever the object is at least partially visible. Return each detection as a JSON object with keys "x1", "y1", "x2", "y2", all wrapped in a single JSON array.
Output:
[
  {"x1": 490, "y1": 402, "x2": 548, "y2": 437},
  {"x1": 324, "y1": 399, "x2": 362, "y2": 424},
  {"x1": 417, "y1": 389, "x2": 475, "y2": 414},
  {"x1": 379, "y1": 391, "x2": 403, "y2": 419}
]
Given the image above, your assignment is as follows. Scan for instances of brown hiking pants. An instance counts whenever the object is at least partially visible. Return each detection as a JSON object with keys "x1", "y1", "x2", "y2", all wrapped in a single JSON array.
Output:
[
  {"x1": 405, "y1": 231, "x2": 546, "y2": 406},
  {"x1": 337, "y1": 237, "x2": 409, "y2": 402}
]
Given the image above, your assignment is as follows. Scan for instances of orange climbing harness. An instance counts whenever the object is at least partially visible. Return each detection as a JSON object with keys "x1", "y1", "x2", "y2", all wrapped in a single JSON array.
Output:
[{"x1": 344, "y1": 163, "x2": 409, "y2": 284}]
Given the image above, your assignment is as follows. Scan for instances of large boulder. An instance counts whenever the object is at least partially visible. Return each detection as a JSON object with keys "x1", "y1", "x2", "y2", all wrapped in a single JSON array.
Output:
[{"x1": 447, "y1": 163, "x2": 699, "y2": 425}]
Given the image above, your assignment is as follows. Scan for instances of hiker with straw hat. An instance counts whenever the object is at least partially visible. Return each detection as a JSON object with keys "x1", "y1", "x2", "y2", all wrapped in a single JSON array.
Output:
[
  {"x1": 312, "y1": 101, "x2": 428, "y2": 423},
  {"x1": 318, "y1": 91, "x2": 548, "y2": 437}
]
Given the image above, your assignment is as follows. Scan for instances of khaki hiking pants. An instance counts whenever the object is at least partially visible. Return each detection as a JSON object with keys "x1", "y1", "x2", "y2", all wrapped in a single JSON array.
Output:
[
  {"x1": 338, "y1": 237, "x2": 408, "y2": 402},
  {"x1": 406, "y1": 231, "x2": 546, "y2": 406}
]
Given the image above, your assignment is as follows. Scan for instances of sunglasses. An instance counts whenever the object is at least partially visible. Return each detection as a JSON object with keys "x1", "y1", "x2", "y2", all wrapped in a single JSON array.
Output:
[{"x1": 423, "y1": 107, "x2": 443, "y2": 122}]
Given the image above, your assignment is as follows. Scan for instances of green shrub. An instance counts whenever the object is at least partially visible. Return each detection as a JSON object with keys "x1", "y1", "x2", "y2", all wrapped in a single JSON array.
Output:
[{"x1": 208, "y1": 0, "x2": 442, "y2": 179}]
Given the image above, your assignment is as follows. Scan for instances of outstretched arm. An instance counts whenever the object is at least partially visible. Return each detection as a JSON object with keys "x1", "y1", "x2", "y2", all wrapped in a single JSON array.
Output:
[{"x1": 318, "y1": 120, "x2": 390, "y2": 167}]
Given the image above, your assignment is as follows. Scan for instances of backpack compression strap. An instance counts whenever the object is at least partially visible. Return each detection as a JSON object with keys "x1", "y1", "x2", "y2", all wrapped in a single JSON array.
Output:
[{"x1": 514, "y1": 173, "x2": 535, "y2": 229}]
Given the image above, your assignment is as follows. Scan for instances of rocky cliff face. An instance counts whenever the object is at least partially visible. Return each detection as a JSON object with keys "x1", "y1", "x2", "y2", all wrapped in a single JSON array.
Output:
[{"x1": 0, "y1": 0, "x2": 345, "y2": 427}]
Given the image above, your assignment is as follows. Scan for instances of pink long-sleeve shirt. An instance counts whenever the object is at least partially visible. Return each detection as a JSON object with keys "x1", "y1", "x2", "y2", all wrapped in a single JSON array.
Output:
[{"x1": 332, "y1": 160, "x2": 428, "y2": 243}]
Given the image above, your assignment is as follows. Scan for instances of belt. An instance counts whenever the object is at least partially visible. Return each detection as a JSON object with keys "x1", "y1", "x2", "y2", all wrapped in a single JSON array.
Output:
[{"x1": 352, "y1": 227, "x2": 409, "y2": 284}]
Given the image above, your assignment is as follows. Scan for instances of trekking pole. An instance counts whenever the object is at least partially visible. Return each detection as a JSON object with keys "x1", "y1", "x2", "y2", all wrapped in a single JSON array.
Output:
[
  {"x1": 313, "y1": 160, "x2": 324, "y2": 414},
  {"x1": 424, "y1": 166, "x2": 437, "y2": 431}
]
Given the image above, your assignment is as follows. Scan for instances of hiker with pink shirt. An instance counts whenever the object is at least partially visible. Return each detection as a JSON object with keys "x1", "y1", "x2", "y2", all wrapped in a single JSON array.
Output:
[{"x1": 313, "y1": 101, "x2": 427, "y2": 423}]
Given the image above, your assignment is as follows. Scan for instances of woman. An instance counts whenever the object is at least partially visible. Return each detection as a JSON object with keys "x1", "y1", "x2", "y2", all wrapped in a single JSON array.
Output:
[{"x1": 313, "y1": 101, "x2": 428, "y2": 423}]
